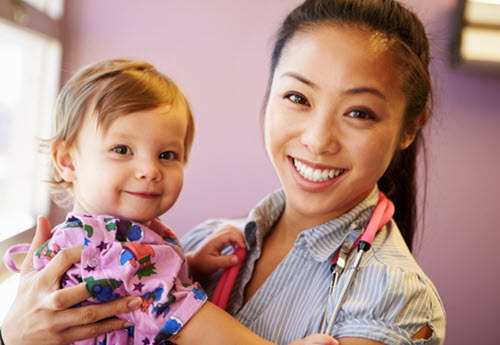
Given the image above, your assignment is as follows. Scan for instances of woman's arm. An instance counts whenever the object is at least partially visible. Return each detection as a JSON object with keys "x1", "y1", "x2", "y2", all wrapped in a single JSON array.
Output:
[
  {"x1": 2, "y1": 216, "x2": 142, "y2": 345},
  {"x1": 171, "y1": 302, "x2": 338, "y2": 345}
]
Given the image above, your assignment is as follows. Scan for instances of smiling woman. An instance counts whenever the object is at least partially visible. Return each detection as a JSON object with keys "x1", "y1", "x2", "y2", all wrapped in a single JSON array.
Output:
[{"x1": 264, "y1": 25, "x2": 412, "y2": 229}]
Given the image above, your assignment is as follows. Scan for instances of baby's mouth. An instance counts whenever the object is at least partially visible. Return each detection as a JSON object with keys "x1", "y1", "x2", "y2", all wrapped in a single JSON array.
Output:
[{"x1": 293, "y1": 158, "x2": 345, "y2": 182}]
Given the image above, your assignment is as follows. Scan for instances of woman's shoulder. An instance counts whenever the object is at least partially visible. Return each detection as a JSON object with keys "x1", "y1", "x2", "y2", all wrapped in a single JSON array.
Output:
[
  {"x1": 364, "y1": 220, "x2": 442, "y2": 298},
  {"x1": 368, "y1": 220, "x2": 431, "y2": 278},
  {"x1": 338, "y1": 220, "x2": 446, "y2": 343},
  {"x1": 181, "y1": 218, "x2": 247, "y2": 252}
]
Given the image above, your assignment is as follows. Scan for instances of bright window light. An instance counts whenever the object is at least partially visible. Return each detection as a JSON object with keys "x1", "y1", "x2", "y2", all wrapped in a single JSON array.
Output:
[
  {"x1": 23, "y1": 0, "x2": 64, "y2": 19},
  {"x1": 468, "y1": 0, "x2": 500, "y2": 5},
  {"x1": 0, "y1": 19, "x2": 61, "y2": 241},
  {"x1": 461, "y1": 26, "x2": 500, "y2": 62},
  {"x1": 465, "y1": 0, "x2": 500, "y2": 26}
]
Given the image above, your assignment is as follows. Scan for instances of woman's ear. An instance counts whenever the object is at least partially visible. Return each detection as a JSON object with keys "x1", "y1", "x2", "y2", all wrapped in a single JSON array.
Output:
[
  {"x1": 52, "y1": 140, "x2": 77, "y2": 182},
  {"x1": 400, "y1": 109, "x2": 428, "y2": 150}
]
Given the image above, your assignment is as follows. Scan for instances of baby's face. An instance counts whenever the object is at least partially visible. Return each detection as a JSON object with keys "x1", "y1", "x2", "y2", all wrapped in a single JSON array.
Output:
[{"x1": 69, "y1": 105, "x2": 188, "y2": 225}]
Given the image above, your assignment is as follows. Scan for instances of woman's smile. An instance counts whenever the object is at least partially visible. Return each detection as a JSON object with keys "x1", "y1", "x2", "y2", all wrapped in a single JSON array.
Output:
[
  {"x1": 291, "y1": 157, "x2": 345, "y2": 183},
  {"x1": 289, "y1": 156, "x2": 346, "y2": 193}
]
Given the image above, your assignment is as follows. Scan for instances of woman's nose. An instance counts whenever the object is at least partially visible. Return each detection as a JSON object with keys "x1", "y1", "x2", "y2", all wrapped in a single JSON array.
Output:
[
  {"x1": 136, "y1": 158, "x2": 162, "y2": 181},
  {"x1": 300, "y1": 116, "x2": 341, "y2": 155}
]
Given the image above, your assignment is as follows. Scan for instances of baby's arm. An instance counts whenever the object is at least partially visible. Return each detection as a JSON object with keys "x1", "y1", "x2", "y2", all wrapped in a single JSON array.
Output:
[
  {"x1": 185, "y1": 225, "x2": 246, "y2": 282},
  {"x1": 182, "y1": 225, "x2": 337, "y2": 345},
  {"x1": 171, "y1": 301, "x2": 338, "y2": 345}
]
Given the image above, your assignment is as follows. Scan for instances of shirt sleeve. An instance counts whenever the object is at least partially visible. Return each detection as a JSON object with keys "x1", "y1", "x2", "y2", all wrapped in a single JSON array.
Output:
[
  {"x1": 181, "y1": 218, "x2": 222, "y2": 252},
  {"x1": 331, "y1": 262, "x2": 445, "y2": 345},
  {"x1": 80, "y1": 216, "x2": 208, "y2": 344}
]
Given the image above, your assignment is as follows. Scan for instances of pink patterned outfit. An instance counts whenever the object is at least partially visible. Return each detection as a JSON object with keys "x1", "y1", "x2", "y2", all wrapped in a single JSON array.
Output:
[{"x1": 33, "y1": 213, "x2": 207, "y2": 345}]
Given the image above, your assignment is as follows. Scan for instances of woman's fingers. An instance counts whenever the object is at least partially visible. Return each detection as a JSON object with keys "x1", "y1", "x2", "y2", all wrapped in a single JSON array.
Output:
[
  {"x1": 46, "y1": 296, "x2": 142, "y2": 344},
  {"x1": 45, "y1": 283, "x2": 91, "y2": 310},
  {"x1": 46, "y1": 283, "x2": 142, "y2": 319},
  {"x1": 39, "y1": 244, "x2": 82, "y2": 288},
  {"x1": 52, "y1": 294, "x2": 142, "y2": 327},
  {"x1": 20, "y1": 215, "x2": 52, "y2": 275},
  {"x1": 289, "y1": 334, "x2": 339, "y2": 345},
  {"x1": 61, "y1": 317, "x2": 134, "y2": 344}
]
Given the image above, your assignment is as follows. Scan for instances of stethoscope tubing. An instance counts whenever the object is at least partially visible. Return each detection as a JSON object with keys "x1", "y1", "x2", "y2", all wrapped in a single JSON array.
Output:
[
  {"x1": 321, "y1": 192, "x2": 395, "y2": 334},
  {"x1": 324, "y1": 246, "x2": 365, "y2": 335},
  {"x1": 211, "y1": 191, "x2": 395, "y2": 336}
]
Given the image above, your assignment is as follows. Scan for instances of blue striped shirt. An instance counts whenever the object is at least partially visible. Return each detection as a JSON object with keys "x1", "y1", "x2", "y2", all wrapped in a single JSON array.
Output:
[{"x1": 181, "y1": 188, "x2": 446, "y2": 345}]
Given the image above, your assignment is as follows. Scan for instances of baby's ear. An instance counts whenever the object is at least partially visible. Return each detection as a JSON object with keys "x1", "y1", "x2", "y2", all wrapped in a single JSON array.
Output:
[{"x1": 52, "y1": 140, "x2": 77, "y2": 182}]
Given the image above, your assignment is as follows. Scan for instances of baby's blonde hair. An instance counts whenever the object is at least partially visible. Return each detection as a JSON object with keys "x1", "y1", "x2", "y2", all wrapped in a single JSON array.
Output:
[{"x1": 48, "y1": 59, "x2": 194, "y2": 199}]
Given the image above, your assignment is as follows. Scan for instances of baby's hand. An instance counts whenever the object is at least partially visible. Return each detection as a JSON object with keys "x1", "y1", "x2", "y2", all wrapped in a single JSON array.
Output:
[
  {"x1": 185, "y1": 225, "x2": 246, "y2": 282},
  {"x1": 288, "y1": 334, "x2": 339, "y2": 345}
]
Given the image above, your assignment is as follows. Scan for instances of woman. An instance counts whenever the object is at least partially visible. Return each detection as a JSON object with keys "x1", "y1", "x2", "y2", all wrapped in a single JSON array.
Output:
[{"x1": 2, "y1": 0, "x2": 445, "y2": 344}]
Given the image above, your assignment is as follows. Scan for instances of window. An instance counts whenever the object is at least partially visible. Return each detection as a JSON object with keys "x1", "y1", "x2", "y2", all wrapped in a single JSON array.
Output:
[
  {"x1": 0, "y1": 19, "x2": 61, "y2": 241},
  {"x1": 451, "y1": 0, "x2": 500, "y2": 69},
  {"x1": 0, "y1": 0, "x2": 62, "y2": 325},
  {"x1": 23, "y1": 0, "x2": 64, "y2": 19}
]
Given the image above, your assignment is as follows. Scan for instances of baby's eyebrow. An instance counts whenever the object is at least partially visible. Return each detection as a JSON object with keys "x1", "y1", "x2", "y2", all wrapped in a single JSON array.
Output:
[{"x1": 105, "y1": 130, "x2": 134, "y2": 140}]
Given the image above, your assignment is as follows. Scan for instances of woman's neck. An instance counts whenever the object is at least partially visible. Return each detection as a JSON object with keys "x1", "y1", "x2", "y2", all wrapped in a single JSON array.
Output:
[
  {"x1": 271, "y1": 210, "x2": 308, "y2": 246},
  {"x1": 273, "y1": 205, "x2": 337, "y2": 241}
]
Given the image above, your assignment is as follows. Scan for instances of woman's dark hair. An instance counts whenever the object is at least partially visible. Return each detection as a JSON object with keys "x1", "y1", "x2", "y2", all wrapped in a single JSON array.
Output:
[{"x1": 266, "y1": 0, "x2": 432, "y2": 251}]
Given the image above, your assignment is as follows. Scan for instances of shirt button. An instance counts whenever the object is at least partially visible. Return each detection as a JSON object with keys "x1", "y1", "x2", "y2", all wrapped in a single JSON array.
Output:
[{"x1": 87, "y1": 257, "x2": 99, "y2": 268}]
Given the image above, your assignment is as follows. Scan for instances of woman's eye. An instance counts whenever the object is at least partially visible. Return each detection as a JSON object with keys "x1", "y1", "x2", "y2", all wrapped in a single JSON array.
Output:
[
  {"x1": 345, "y1": 109, "x2": 375, "y2": 120},
  {"x1": 285, "y1": 92, "x2": 310, "y2": 106},
  {"x1": 159, "y1": 151, "x2": 178, "y2": 160},
  {"x1": 112, "y1": 145, "x2": 132, "y2": 155}
]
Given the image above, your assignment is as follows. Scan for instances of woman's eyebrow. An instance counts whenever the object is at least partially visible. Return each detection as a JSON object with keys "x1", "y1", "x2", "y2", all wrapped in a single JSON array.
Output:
[
  {"x1": 280, "y1": 71, "x2": 318, "y2": 89},
  {"x1": 344, "y1": 87, "x2": 387, "y2": 100},
  {"x1": 280, "y1": 71, "x2": 387, "y2": 100}
]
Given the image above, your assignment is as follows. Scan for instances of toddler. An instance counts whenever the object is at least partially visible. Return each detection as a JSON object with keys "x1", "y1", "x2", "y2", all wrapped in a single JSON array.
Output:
[{"x1": 5, "y1": 59, "x2": 334, "y2": 345}]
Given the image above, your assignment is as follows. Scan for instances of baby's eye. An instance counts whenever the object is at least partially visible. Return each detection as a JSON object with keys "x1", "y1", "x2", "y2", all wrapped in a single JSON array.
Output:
[
  {"x1": 112, "y1": 145, "x2": 132, "y2": 155},
  {"x1": 285, "y1": 92, "x2": 310, "y2": 106},
  {"x1": 159, "y1": 151, "x2": 178, "y2": 160},
  {"x1": 345, "y1": 109, "x2": 375, "y2": 120}
]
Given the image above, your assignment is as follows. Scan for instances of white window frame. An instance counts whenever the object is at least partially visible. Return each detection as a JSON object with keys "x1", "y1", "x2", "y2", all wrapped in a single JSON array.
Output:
[{"x1": 0, "y1": 0, "x2": 63, "y2": 325}]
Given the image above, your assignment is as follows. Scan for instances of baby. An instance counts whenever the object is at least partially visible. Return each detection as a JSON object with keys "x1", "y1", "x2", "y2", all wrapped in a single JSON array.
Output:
[{"x1": 5, "y1": 59, "x2": 335, "y2": 345}]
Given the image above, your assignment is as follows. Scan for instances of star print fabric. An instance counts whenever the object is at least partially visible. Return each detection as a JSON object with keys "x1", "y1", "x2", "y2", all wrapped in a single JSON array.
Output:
[{"x1": 33, "y1": 213, "x2": 207, "y2": 345}]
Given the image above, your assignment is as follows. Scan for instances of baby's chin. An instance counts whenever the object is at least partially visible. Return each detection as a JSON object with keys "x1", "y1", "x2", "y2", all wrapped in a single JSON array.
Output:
[
  {"x1": 132, "y1": 219, "x2": 153, "y2": 227},
  {"x1": 113, "y1": 213, "x2": 155, "y2": 227},
  {"x1": 74, "y1": 207, "x2": 157, "y2": 227}
]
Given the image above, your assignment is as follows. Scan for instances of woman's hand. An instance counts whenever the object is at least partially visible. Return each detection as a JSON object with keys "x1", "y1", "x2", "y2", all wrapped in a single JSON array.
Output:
[
  {"x1": 2, "y1": 216, "x2": 142, "y2": 345},
  {"x1": 288, "y1": 334, "x2": 339, "y2": 345}
]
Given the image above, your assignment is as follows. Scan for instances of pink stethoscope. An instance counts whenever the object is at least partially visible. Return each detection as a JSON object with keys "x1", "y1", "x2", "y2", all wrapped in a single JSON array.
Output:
[{"x1": 211, "y1": 191, "x2": 395, "y2": 335}]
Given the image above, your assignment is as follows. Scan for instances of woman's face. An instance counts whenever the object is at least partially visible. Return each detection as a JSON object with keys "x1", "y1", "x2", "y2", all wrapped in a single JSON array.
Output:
[{"x1": 264, "y1": 24, "x2": 415, "y2": 228}]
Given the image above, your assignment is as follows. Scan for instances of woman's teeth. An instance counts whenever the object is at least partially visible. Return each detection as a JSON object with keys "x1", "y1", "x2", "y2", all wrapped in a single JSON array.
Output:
[{"x1": 293, "y1": 159, "x2": 344, "y2": 182}]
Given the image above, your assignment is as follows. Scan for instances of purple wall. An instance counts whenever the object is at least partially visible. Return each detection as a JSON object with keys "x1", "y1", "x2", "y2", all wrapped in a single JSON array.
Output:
[{"x1": 60, "y1": 1, "x2": 500, "y2": 344}]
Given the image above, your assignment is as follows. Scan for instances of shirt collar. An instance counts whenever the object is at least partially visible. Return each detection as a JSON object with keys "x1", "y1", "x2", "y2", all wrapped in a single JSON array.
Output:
[
  {"x1": 243, "y1": 189, "x2": 286, "y2": 252},
  {"x1": 243, "y1": 187, "x2": 380, "y2": 262}
]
